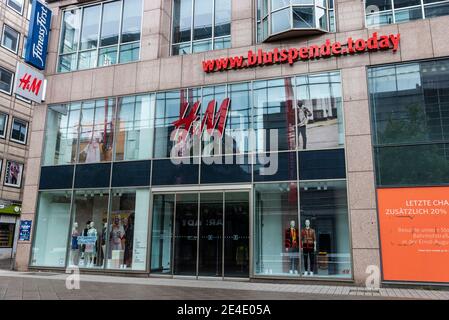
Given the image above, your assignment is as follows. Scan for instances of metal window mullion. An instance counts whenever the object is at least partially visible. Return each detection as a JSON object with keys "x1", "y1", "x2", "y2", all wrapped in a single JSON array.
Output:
[
  {"x1": 76, "y1": 7, "x2": 85, "y2": 70},
  {"x1": 221, "y1": 192, "x2": 225, "y2": 278},
  {"x1": 171, "y1": 193, "x2": 177, "y2": 276},
  {"x1": 97, "y1": 3, "x2": 105, "y2": 67},
  {"x1": 212, "y1": 0, "x2": 215, "y2": 50},
  {"x1": 391, "y1": 0, "x2": 396, "y2": 24},
  {"x1": 190, "y1": 0, "x2": 195, "y2": 53},
  {"x1": 196, "y1": 193, "x2": 200, "y2": 278},
  {"x1": 421, "y1": 0, "x2": 426, "y2": 19},
  {"x1": 117, "y1": 0, "x2": 125, "y2": 63}
]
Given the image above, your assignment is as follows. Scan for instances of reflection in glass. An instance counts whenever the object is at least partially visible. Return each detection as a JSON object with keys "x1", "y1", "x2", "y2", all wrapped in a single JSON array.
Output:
[
  {"x1": 115, "y1": 95, "x2": 154, "y2": 161},
  {"x1": 173, "y1": 0, "x2": 193, "y2": 44},
  {"x1": 198, "y1": 193, "x2": 223, "y2": 276},
  {"x1": 78, "y1": 50, "x2": 97, "y2": 70},
  {"x1": 107, "y1": 189, "x2": 149, "y2": 270},
  {"x1": 78, "y1": 99, "x2": 115, "y2": 163},
  {"x1": 151, "y1": 194, "x2": 175, "y2": 274},
  {"x1": 31, "y1": 191, "x2": 72, "y2": 267},
  {"x1": 224, "y1": 192, "x2": 249, "y2": 277},
  {"x1": 60, "y1": 9, "x2": 80, "y2": 54},
  {"x1": 194, "y1": 0, "x2": 213, "y2": 40},
  {"x1": 121, "y1": 0, "x2": 142, "y2": 43},
  {"x1": 100, "y1": 1, "x2": 121, "y2": 47},
  {"x1": 293, "y1": 7, "x2": 314, "y2": 29},
  {"x1": 44, "y1": 104, "x2": 80, "y2": 165},
  {"x1": 255, "y1": 183, "x2": 299, "y2": 276},
  {"x1": 299, "y1": 180, "x2": 351, "y2": 278},
  {"x1": 71, "y1": 190, "x2": 109, "y2": 269},
  {"x1": 253, "y1": 78, "x2": 296, "y2": 152},
  {"x1": 79, "y1": 5, "x2": 101, "y2": 50},
  {"x1": 296, "y1": 71, "x2": 343, "y2": 150},
  {"x1": 174, "y1": 193, "x2": 198, "y2": 275},
  {"x1": 215, "y1": 0, "x2": 231, "y2": 37},
  {"x1": 272, "y1": 8, "x2": 291, "y2": 34},
  {"x1": 98, "y1": 46, "x2": 118, "y2": 67},
  {"x1": 119, "y1": 42, "x2": 140, "y2": 63}
]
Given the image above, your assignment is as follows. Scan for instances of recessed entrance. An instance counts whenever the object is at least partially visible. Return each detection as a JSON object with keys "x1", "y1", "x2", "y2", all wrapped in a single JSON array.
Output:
[{"x1": 150, "y1": 190, "x2": 250, "y2": 278}]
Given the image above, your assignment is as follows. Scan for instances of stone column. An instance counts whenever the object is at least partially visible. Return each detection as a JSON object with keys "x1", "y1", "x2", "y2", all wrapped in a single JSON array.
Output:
[
  {"x1": 141, "y1": 0, "x2": 171, "y2": 60},
  {"x1": 231, "y1": 0, "x2": 254, "y2": 48},
  {"x1": 342, "y1": 66, "x2": 381, "y2": 286}
]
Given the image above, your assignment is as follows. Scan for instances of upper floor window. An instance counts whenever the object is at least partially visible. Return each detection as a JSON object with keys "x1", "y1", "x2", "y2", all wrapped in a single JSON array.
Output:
[
  {"x1": 10, "y1": 118, "x2": 29, "y2": 144},
  {"x1": 1, "y1": 24, "x2": 20, "y2": 54},
  {"x1": 172, "y1": 0, "x2": 231, "y2": 56},
  {"x1": 257, "y1": 0, "x2": 335, "y2": 43},
  {"x1": 365, "y1": 0, "x2": 449, "y2": 27},
  {"x1": 58, "y1": 0, "x2": 143, "y2": 73},
  {"x1": 0, "y1": 67, "x2": 14, "y2": 95},
  {"x1": 7, "y1": 0, "x2": 24, "y2": 15}
]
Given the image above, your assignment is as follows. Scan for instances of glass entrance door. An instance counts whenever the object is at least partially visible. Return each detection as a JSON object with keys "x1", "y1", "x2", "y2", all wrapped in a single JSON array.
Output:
[{"x1": 150, "y1": 190, "x2": 250, "y2": 278}]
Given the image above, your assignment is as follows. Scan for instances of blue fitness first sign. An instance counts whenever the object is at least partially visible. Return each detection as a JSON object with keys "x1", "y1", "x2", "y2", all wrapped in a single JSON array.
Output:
[{"x1": 25, "y1": 0, "x2": 52, "y2": 70}]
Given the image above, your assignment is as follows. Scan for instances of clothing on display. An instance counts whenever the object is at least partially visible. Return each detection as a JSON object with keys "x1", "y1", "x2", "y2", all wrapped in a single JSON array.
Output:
[{"x1": 301, "y1": 226, "x2": 316, "y2": 274}]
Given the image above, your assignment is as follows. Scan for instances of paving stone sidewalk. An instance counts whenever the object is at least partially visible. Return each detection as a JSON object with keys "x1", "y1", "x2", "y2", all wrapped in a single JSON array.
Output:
[{"x1": 0, "y1": 270, "x2": 447, "y2": 300}]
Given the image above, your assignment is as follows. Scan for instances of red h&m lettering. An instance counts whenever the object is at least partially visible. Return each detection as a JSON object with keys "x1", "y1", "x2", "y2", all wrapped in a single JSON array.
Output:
[
  {"x1": 19, "y1": 73, "x2": 42, "y2": 96},
  {"x1": 172, "y1": 98, "x2": 230, "y2": 138}
]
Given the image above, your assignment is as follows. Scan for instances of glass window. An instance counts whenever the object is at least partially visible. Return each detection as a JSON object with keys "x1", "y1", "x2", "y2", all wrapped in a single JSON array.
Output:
[
  {"x1": 253, "y1": 78, "x2": 296, "y2": 152},
  {"x1": 228, "y1": 83, "x2": 252, "y2": 154},
  {"x1": 173, "y1": 0, "x2": 193, "y2": 44},
  {"x1": 22, "y1": 36, "x2": 27, "y2": 59},
  {"x1": 2, "y1": 25, "x2": 20, "y2": 53},
  {"x1": 27, "y1": 0, "x2": 32, "y2": 20},
  {"x1": 296, "y1": 71, "x2": 344, "y2": 150},
  {"x1": 60, "y1": 9, "x2": 81, "y2": 55},
  {"x1": 58, "y1": 0, "x2": 141, "y2": 72},
  {"x1": 115, "y1": 95, "x2": 154, "y2": 161},
  {"x1": 100, "y1": 1, "x2": 121, "y2": 47},
  {"x1": 0, "y1": 223, "x2": 15, "y2": 248},
  {"x1": 293, "y1": 7, "x2": 314, "y2": 29},
  {"x1": 369, "y1": 59, "x2": 449, "y2": 186},
  {"x1": 78, "y1": 99, "x2": 115, "y2": 163},
  {"x1": 121, "y1": 0, "x2": 142, "y2": 43},
  {"x1": 215, "y1": 0, "x2": 231, "y2": 37},
  {"x1": 7, "y1": 0, "x2": 24, "y2": 14},
  {"x1": 394, "y1": 0, "x2": 421, "y2": 8},
  {"x1": 10, "y1": 118, "x2": 28, "y2": 144},
  {"x1": 172, "y1": 0, "x2": 231, "y2": 55},
  {"x1": 106, "y1": 189, "x2": 149, "y2": 270},
  {"x1": 0, "y1": 67, "x2": 14, "y2": 95},
  {"x1": 272, "y1": 0, "x2": 291, "y2": 10},
  {"x1": 254, "y1": 182, "x2": 299, "y2": 276},
  {"x1": 151, "y1": 194, "x2": 175, "y2": 274},
  {"x1": 0, "y1": 113, "x2": 8, "y2": 138},
  {"x1": 365, "y1": 0, "x2": 392, "y2": 12},
  {"x1": 43, "y1": 104, "x2": 80, "y2": 166},
  {"x1": 394, "y1": 6, "x2": 422, "y2": 22},
  {"x1": 425, "y1": 1, "x2": 449, "y2": 18},
  {"x1": 193, "y1": 0, "x2": 213, "y2": 40},
  {"x1": 31, "y1": 191, "x2": 72, "y2": 267},
  {"x1": 272, "y1": 8, "x2": 291, "y2": 34},
  {"x1": 70, "y1": 189, "x2": 109, "y2": 269},
  {"x1": 80, "y1": 5, "x2": 101, "y2": 50},
  {"x1": 299, "y1": 180, "x2": 351, "y2": 278}
]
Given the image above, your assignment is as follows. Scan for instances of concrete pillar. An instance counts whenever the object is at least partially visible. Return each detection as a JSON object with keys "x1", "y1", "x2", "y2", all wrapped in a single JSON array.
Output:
[{"x1": 231, "y1": 0, "x2": 254, "y2": 48}]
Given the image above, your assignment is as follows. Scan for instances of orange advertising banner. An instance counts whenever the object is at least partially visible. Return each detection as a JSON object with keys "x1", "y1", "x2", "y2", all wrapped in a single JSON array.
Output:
[{"x1": 377, "y1": 187, "x2": 449, "y2": 283}]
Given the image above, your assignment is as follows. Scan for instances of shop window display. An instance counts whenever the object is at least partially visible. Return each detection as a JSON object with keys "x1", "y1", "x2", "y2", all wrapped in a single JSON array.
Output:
[
  {"x1": 31, "y1": 191, "x2": 72, "y2": 267},
  {"x1": 78, "y1": 99, "x2": 115, "y2": 163},
  {"x1": 254, "y1": 182, "x2": 299, "y2": 276},
  {"x1": 107, "y1": 189, "x2": 149, "y2": 270},
  {"x1": 299, "y1": 180, "x2": 351, "y2": 277},
  {"x1": 69, "y1": 190, "x2": 109, "y2": 268}
]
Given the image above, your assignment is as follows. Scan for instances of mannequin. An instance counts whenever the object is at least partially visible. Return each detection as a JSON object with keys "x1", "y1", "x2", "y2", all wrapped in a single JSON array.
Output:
[
  {"x1": 284, "y1": 220, "x2": 299, "y2": 274},
  {"x1": 301, "y1": 219, "x2": 316, "y2": 276},
  {"x1": 70, "y1": 222, "x2": 80, "y2": 266},
  {"x1": 85, "y1": 221, "x2": 98, "y2": 267},
  {"x1": 109, "y1": 216, "x2": 125, "y2": 260}
]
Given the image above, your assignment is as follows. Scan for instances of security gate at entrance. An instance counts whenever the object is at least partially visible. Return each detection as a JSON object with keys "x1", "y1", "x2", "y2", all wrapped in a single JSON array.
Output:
[{"x1": 150, "y1": 190, "x2": 250, "y2": 278}]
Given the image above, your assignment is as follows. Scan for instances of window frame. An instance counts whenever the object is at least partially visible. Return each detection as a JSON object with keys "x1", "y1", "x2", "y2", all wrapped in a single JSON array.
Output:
[
  {"x1": 57, "y1": 0, "x2": 143, "y2": 73},
  {"x1": 0, "y1": 66, "x2": 14, "y2": 96},
  {"x1": 0, "y1": 113, "x2": 9, "y2": 139},
  {"x1": 6, "y1": 0, "x2": 25, "y2": 15},
  {"x1": 10, "y1": 117, "x2": 29, "y2": 145},
  {"x1": 170, "y1": 0, "x2": 232, "y2": 56},
  {"x1": 3, "y1": 159, "x2": 24, "y2": 189},
  {"x1": 1, "y1": 24, "x2": 21, "y2": 54},
  {"x1": 21, "y1": 35, "x2": 27, "y2": 59}
]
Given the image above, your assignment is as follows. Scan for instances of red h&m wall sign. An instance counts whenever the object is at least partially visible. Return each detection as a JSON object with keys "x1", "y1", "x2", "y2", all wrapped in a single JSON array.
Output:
[{"x1": 202, "y1": 32, "x2": 401, "y2": 73}]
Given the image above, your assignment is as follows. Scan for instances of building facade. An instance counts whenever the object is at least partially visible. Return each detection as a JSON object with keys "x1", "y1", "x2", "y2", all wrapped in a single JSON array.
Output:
[
  {"x1": 0, "y1": 0, "x2": 34, "y2": 264},
  {"x1": 14, "y1": 0, "x2": 449, "y2": 286}
]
